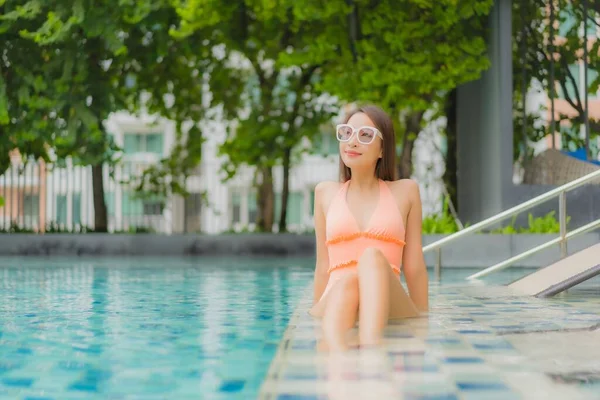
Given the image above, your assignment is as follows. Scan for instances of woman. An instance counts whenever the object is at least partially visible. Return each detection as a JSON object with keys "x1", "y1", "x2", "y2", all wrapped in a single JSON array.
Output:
[{"x1": 309, "y1": 104, "x2": 429, "y2": 351}]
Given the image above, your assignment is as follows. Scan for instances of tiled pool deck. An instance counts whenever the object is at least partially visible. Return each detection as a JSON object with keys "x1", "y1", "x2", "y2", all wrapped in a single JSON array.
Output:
[{"x1": 259, "y1": 282, "x2": 600, "y2": 400}]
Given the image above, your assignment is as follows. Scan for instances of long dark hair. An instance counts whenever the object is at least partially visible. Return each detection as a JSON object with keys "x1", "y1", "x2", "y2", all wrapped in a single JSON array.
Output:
[{"x1": 339, "y1": 104, "x2": 397, "y2": 182}]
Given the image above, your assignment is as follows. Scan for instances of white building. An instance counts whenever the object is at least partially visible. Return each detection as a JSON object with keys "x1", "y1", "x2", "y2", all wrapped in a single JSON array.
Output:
[
  {"x1": 104, "y1": 107, "x2": 446, "y2": 234},
  {"x1": 1, "y1": 108, "x2": 446, "y2": 234}
]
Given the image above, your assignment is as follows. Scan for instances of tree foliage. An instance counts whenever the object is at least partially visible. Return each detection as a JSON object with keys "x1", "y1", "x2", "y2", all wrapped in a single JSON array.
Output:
[
  {"x1": 1, "y1": 0, "x2": 207, "y2": 230},
  {"x1": 173, "y1": 0, "x2": 338, "y2": 231},
  {"x1": 513, "y1": 0, "x2": 600, "y2": 161},
  {"x1": 292, "y1": 0, "x2": 495, "y2": 177}
]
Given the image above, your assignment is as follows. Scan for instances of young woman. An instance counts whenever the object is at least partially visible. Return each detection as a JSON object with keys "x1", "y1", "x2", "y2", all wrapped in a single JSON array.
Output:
[{"x1": 309, "y1": 104, "x2": 429, "y2": 351}]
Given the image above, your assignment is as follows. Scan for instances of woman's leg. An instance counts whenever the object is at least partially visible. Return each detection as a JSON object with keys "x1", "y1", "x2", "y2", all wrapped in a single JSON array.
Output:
[
  {"x1": 321, "y1": 273, "x2": 360, "y2": 351},
  {"x1": 357, "y1": 247, "x2": 419, "y2": 346}
]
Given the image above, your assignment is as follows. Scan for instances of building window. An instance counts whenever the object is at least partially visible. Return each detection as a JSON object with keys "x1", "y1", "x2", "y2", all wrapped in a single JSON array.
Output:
[
  {"x1": 56, "y1": 195, "x2": 67, "y2": 225},
  {"x1": 105, "y1": 191, "x2": 115, "y2": 216},
  {"x1": 558, "y1": 6, "x2": 596, "y2": 37},
  {"x1": 123, "y1": 133, "x2": 164, "y2": 155},
  {"x1": 558, "y1": 64, "x2": 581, "y2": 100},
  {"x1": 122, "y1": 192, "x2": 164, "y2": 216},
  {"x1": 122, "y1": 192, "x2": 144, "y2": 216},
  {"x1": 557, "y1": 64, "x2": 599, "y2": 101},
  {"x1": 142, "y1": 200, "x2": 163, "y2": 215},
  {"x1": 54, "y1": 193, "x2": 82, "y2": 226},
  {"x1": 231, "y1": 191, "x2": 242, "y2": 225},
  {"x1": 23, "y1": 194, "x2": 39, "y2": 218},
  {"x1": 275, "y1": 191, "x2": 304, "y2": 226},
  {"x1": 72, "y1": 193, "x2": 81, "y2": 225},
  {"x1": 248, "y1": 191, "x2": 258, "y2": 225},
  {"x1": 184, "y1": 193, "x2": 202, "y2": 233}
]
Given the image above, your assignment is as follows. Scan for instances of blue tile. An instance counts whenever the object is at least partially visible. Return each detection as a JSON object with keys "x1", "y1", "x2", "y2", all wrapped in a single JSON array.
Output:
[
  {"x1": 426, "y1": 338, "x2": 462, "y2": 344},
  {"x1": 219, "y1": 380, "x2": 245, "y2": 393},
  {"x1": 290, "y1": 340, "x2": 317, "y2": 350},
  {"x1": 456, "y1": 330, "x2": 492, "y2": 334},
  {"x1": 442, "y1": 357, "x2": 485, "y2": 364},
  {"x1": 2, "y1": 377, "x2": 34, "y2": 387},
  {"x1": 72, "y1": 344, "x2": 103, "y2": 355},
  {"x1": 490, "y1": 325, "x2": 522, "y2": 329},
  {"x1": 57, "y1": 361, "x2": 90, "y2": 371},
  {"x1": 264, "y1": 343, "x2": 278, "y2": 352},
  {"x1": 276, "y1": 395, "x2": 328, "y2": 400},
  {"x1": 404, "y1": 394, "x2": 459, "y2": 400},
  {"x1": 221, "y1": 333, "x2": 238, "y2": 340},
  {"x1": 456, "y1": 382, "x2": 509, "y2": 391},
  {"x1": 24, "y1": 397, "x2": 54, "y2": 400},
  {"x1": 283, "y1": 372, "x2": 321, "y2": 380},
  {"x1": 473, "y1": 342, "x2": 514, "y2": 350},
  {"x1": 69, "y1": 380, "x2": 98, "y2": 392},
  {"x1": 68, "y1": 368, "x2": 111, "y2": 393},
  {"x1": 237, "y1": 339, "x2": 264, "y2": 349},
  {"x1": 0, "y1": 362, "x2": 21, "y2": 374}
]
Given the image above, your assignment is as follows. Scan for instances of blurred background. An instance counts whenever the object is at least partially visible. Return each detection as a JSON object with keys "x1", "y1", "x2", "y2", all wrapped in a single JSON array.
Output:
[{"x1": 1, "y1": 0, "x2": 598, "y2": 236}]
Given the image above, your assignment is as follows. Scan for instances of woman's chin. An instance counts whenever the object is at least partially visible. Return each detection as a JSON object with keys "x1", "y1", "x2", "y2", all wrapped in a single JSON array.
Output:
[{"x1": 342, "y1": 158, "x2": 371, "y2": 170}]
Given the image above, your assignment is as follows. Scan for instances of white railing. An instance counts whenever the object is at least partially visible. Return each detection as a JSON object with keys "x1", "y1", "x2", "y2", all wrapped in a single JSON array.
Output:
[{"x1": 423, "y1": 169, "x2": 600, "y2": 279}]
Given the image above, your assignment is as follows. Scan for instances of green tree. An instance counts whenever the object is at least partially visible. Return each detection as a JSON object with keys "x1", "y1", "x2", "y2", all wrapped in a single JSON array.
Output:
[
  {"x1": 0, "y1": 3, "x2": 59, "y2": 173},
  {"x1": 294, "y1": 0, "x2": 494, "y2": 178},
  {"x1": 513, "y1": 0, "x2": 600, "y2": 161},
  {"x1": 173, "y1": 0, "x2": 338, "y2": 232},
  {"x1": 1, "y1": 1, "x2": 207, "y2": 231}
]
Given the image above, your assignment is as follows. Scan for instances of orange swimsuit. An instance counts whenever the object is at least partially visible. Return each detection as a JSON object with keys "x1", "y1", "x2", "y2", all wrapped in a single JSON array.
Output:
[{"x1": 320, "y1": 179, "x2": 406, "y2": 301}]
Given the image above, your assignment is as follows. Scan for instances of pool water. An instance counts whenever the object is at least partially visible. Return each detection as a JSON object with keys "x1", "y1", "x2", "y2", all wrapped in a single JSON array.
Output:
[
  {"x1": 1, "y1": 257, "x2": 600, "y2": 400},
  {"x1": 0, "y1": 257, "x2": 314, "y2": 400}
]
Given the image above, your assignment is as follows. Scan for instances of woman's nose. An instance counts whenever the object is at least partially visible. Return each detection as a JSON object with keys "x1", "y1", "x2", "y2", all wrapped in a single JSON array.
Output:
[{"x1": 347, "y1": 130, "x2": 359, "y2": 146}]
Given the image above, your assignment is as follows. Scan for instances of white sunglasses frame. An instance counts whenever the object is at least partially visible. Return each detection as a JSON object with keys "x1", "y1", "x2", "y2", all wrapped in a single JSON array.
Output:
[{"x1": 335, "y1": 124, "x2": 383, "y2": 145}]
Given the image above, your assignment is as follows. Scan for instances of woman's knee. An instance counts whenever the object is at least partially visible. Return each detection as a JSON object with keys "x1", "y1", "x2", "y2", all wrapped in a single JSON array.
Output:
[
  {"x1": 358, "y1": 247, "x2": 388, "y2": 273},
  {"x1": 331, "y1": 274, "x2": 359, "y2": 303}
]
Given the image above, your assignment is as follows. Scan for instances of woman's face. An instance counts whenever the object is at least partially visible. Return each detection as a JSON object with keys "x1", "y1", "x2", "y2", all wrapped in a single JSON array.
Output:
[{"x1": 338, "y1": 112, "x2": 383, "y2": 171}]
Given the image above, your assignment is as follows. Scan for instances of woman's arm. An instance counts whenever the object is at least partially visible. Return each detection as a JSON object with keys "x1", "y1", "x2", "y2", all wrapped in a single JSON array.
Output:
[
  {"x1": 312, "y1": 182, "x2": 330, "y2": 305},
  {"x1": 401, "y1": 180, "x2": 429, "y2": 312}
]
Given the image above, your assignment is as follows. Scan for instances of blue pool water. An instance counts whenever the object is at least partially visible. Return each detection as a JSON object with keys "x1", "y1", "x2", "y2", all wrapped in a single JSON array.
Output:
[
  {"x1": 1, "y1": 257, "x2": 599, "y2": 400},
  {"x1": 0, "y1": 257, "x2": 314, "y2": 400}
]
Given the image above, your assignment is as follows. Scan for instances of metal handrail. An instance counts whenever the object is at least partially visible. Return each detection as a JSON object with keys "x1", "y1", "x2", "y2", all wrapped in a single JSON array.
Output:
[
  {"x1": 467, "y1": 218, "x2": 600, "y2": 280},
  {"x1": 423, "y1": 168, "x2": 600, "y2": 278}
]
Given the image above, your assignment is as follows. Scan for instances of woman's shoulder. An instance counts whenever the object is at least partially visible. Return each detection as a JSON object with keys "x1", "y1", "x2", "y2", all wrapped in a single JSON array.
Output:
[
  {"x1": 314, "y1": 181, "x2": 344, "y2": 207},
  {"x1": 385, "y1": 179, "x2": 421, "y2": 202},
  {"x1": 314, "y1": 180, "x2": 343, "y2": 195}
]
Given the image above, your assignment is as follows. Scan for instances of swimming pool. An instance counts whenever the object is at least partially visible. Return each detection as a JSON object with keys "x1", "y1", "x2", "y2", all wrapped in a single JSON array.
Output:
[
  {"x1": 0, "y1": 257, "x2": 314, "y2": 400},
  {"x1": 1, "y1": 257, "x2": 599, "y2": 399}
]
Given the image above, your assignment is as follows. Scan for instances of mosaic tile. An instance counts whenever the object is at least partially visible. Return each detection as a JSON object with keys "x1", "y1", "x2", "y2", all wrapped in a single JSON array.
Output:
[
  {"x1": 259, "y1": 280, "x2": 600, "y2": 400},
  {"x1": 219, "y1": 380, "x2": 246, "y2": 392},
  {"x1": 403, "y1": 394, "x2": 459, "y2": 400},
  {"x1": 1, "y1": 377, "x2": 34, "y2": 388}
]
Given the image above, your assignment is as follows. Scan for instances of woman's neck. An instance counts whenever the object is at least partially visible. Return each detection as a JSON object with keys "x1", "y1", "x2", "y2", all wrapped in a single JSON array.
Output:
[{"x1": 348, "y1": 170, "x2": 379, "y2": 191}]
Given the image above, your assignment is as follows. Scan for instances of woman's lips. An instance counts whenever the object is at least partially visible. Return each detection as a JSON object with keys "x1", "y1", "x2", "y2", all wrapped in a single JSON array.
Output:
[{"x1": 345, "y1": 150, "x2": 361, "y2": 157}]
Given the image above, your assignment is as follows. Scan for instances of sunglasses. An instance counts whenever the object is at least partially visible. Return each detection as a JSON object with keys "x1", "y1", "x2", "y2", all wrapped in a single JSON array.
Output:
[{"x1": 336, "y1": 124, "x2": 383, "y2": 145}]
